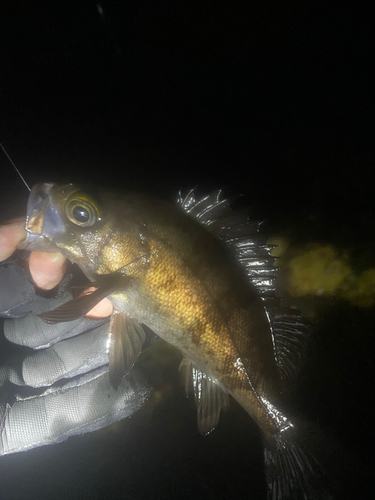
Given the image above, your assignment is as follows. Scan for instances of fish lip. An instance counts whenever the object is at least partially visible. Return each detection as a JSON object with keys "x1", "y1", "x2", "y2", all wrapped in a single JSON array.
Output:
[
  {"x1": 25, "y1": 182, "x2": 55, "y2": 234},
  {"x1": 17, "y1": 183, "x2": 54, "y2": 252},
  {"x1": 17, "y1": 232, "x2": 57, "y2": 253},
  {"x1": 23, "y1": 182, "x2": 71, "y2": 248}
]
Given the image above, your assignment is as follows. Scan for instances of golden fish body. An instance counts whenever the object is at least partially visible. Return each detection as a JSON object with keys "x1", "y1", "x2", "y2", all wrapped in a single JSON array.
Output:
[
  {"x1": 27, "y1": 184, "x2": 282, "y2": 435},
  {"x1": 99, "y1": 196, "x2": 282, "y2": 437},
  {"x1": 23, "y1": 183, "x2": 326, "y2": 499}
]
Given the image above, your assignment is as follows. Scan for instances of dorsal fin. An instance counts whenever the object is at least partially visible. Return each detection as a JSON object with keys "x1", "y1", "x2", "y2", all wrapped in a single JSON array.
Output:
[
  {"x1": 267, "y1": 307, "x2": 313, "y2": 386},
  {"x1": 178, "y1": 188, "x2": 230, "y2": 224},
  {"x1": 178, "y1": 189, "x2": 312, "y2": 386},
  {"x1": 177, "y1": 189, "x2": 277, "y2": 298}
]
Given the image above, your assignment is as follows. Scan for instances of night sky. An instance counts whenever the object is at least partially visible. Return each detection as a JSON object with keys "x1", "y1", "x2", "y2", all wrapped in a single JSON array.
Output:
[{"x1": 0, "y1": 2, "x2": 374, "y2": 499}]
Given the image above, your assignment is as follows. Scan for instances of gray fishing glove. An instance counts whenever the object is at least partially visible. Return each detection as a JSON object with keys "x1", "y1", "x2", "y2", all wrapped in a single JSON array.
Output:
[{"x1": 0, "y1": 255, "x2": 152, "y2": 455}]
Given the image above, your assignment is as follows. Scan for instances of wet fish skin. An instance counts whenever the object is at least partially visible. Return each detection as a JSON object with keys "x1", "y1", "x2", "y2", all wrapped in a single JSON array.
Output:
[
  {"x1": 21, "y1": 182, "x2": 331, "y2": 499},
  {"x1": 24, "y1": 183, "x2": 283, "y2": 434}
]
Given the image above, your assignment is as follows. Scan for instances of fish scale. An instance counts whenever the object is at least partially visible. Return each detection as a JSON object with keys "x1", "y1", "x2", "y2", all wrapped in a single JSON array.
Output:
[{"x1": 20, "y1": 182, "x2": 332, "y2": 499}]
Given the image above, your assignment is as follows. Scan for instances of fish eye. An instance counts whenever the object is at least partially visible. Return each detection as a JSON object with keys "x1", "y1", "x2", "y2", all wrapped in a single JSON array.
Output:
[
  {"x1": 66, "y1": 199, "x2": 97, "y2": 227},
  {"x1": 73, "y1": 205, "x2": 90, "y2": 223}
]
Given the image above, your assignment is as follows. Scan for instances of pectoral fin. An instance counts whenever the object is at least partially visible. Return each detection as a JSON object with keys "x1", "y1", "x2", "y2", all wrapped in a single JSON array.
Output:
[
  {"x1": 38, "y1": 274, "x2": 125, "y2": 323},
  {"x1": 179, "y1": 358, "x2": 229, "y2": 435},
  {"x1": 108, "y1": 308, "x2": 146, "y2": 388}
]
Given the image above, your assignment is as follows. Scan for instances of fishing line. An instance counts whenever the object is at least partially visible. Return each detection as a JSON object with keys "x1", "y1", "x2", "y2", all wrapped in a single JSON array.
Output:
[{"x1": 0, "y1": 142, "x2": 31, "y2": 191}]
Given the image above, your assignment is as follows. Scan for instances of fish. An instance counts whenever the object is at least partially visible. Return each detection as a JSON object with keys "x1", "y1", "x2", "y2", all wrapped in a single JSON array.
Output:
[{"x1": 19, "y1": 182, "x2": 331, "y2": 499}]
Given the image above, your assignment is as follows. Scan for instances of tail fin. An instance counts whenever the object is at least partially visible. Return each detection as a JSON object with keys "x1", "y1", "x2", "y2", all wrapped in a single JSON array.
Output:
[{"x1": 264, "y1": 422, "x2": 337, "y2": 500}]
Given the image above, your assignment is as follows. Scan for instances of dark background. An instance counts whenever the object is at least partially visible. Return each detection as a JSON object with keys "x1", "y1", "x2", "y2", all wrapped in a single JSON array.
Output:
[{"x1": 0, "y1": 1, "x2": 374, "y2": 499}]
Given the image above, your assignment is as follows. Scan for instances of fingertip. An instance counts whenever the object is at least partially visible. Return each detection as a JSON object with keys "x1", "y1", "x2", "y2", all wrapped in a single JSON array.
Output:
[
  {"x1": 83, "y1": 289, "x2": 113, "y2": 318},
  {"x1": 0, "y1": 218, "x2": 27, "y2": 261},
  {"x1": 29, "y1": 252, "x2": 67, "y2": 290}
]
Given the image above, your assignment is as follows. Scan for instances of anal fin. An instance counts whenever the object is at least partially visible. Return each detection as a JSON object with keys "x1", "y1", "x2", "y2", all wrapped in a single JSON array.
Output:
[
  {"x1": 179, "y1": 358, "x2": 229, "y2": 435},
  {"x1": 108, "y1": 308, "x2": 146, "y2": 388}
]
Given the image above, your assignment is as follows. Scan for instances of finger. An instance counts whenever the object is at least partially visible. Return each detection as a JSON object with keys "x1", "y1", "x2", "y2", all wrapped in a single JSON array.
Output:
[
  {"x1": 0, "y1": 218, "x2": 26, "y2": 261},
  {"x1": 22, "y1": 322, "x2": 109, "y2": 387},
  {"x1": 0, "y1": 367, "x2": 151, "y2": 456},
  {"x1": 4, "y1": 292, "x2": 108, "y2": 348},
  {"x1": 29, "y1": 251, "x2": 67, "y2": 290},
  {"x1": 0, "y1": 262, "x2": 45, "y2": 318},
  {"x1": 0, "y1": 364, "x2": 24, "y2": 389},
  {"x1": 81, "y1": 286, "x2": 114, "y2": 318}
]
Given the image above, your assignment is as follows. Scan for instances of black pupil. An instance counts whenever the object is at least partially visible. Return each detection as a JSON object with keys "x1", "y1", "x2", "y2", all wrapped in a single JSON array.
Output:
[{"x1": 73, "y1": 205, "x2": 90, "y2": 223}]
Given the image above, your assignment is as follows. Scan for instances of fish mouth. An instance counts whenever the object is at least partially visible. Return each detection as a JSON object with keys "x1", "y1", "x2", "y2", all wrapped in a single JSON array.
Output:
[
  {"x1": 17, "y1": 233, "x2": 57, "y2": 253},
  {"x1": 26, "y1": 182, "x2": 55, "y2": 233},
  {"x1": 17, "y1": 183, "x2": 66, "y2": 253}
]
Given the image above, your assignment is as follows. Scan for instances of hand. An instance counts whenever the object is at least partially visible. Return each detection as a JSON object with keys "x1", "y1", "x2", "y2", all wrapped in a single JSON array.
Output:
[
  {"x1": 0, "y1": 217, "x2": 113, "y2": 315},
  {"x1": 0, "y1": 219, "x2": 151, "y2": 456}
]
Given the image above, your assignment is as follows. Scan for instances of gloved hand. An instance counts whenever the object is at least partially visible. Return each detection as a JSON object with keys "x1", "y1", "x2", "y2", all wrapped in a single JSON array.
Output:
[{"x1": 0, "y1": 219, "x2": 152, "y2": 456}]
